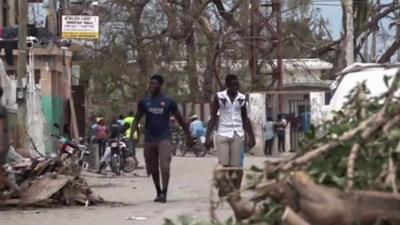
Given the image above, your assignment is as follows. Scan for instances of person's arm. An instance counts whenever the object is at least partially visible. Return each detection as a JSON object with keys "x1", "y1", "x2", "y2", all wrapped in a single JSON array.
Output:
[
  {"x1": 241, "y1": 105, "x2": 255, "y2": 148},
  {"x1": 205, "y1": 94, "x2": 219, "y2": 149},
  {"x1": 173, "y1": 110, "x2": 190, "y2": 137}
]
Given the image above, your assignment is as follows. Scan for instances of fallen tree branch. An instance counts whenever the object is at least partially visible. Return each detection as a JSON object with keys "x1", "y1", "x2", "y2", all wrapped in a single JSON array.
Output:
[
  {"x1": 387, "y1": 155, "x2": 397, "y2": 194},
  {"x1": 282, "y1": 207, "x2": 311, "y2": 225},
  {"x1": 346, "y1": 143, "x2": 361, "y2": 191}
]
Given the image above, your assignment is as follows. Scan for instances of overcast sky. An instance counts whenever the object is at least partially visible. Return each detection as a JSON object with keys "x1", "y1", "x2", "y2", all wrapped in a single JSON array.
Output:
[{"x1": 313, "y1": 0, "x2": 343, "y2": 39}]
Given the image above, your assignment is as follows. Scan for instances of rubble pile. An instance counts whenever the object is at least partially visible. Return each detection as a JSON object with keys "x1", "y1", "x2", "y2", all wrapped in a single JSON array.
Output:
[{"x1": 0, "y1": 155, "x2": 104, "y2": 207}]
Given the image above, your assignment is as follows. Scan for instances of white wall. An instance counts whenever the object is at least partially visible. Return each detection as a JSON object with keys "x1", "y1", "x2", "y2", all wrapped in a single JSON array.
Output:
[{"x1": 248, "y1": 92, "x2": 266, "y2": 156}]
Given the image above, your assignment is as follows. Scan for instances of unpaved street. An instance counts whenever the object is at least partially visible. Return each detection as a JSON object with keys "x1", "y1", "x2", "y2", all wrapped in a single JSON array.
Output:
[{"x1": 1, "y1": 149, "x2": 269, "y2": 225}]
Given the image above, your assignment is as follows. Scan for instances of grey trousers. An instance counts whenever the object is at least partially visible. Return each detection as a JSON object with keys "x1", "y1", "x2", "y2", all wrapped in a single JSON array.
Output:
[{"x1": 215, "y1": 134, "x2": 244, "y2": 167}]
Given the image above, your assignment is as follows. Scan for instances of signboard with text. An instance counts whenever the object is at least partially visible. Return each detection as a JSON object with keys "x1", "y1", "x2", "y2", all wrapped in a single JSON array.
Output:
[{"x1": 62, "y1": 15, "x2": 99, "y2": 39}]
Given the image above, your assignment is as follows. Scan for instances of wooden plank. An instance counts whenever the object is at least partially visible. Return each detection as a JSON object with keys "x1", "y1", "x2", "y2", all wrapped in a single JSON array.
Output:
[
  {"x1": 21, "y1": 174, "x2": 72, "y2": 204},
  {"x1": 69, "y1": 97, "x2": 80, "y2": 142}
]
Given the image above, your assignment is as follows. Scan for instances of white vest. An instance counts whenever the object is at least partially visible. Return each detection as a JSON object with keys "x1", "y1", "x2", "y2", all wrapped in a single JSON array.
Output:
[{"x1": 216, "y1": 90, "x2": 246, "y2": 138}]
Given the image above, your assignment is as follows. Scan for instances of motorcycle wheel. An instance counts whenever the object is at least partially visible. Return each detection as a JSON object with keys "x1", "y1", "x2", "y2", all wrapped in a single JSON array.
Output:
[
  {"x1": 200, "y1": 145, "x2": 208, "y2": 157},
  {"x1": 111, "y1": 156, "x2": 121, "y2": 176},
  {"x1": 194, "y1": 144, "x2": 207, "y2": 157},
  {"x1": 80, "y1": 155, "x2": 89, "y2": 170},
  {"x1": 193, "y1": 147, "x2": 201, "y2": 157},
  {"x1": 122, "y1": 157, "x2": 138, "y2": 173},
  {"x1": 178, "y1": 141, "x2": 187, "y2": 157}
]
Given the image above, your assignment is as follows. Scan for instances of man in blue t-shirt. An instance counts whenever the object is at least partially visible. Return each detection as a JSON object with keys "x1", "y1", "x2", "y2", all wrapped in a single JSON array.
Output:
[
  {"x1": 131, "y1": 74, "x2": 192, "y2": 203},
  {"x1": 189, "y1": 114, "x2": 204, "y2": 139}
]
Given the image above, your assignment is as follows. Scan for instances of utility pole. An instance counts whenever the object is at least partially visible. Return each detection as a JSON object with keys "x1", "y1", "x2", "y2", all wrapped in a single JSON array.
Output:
[
  {"x1": 344, "y1": 0, "x2": 354, "y2": 65},
  {"x1": 262, "y1": 0, "x2": 284, "y2": 114},
  {"x1": 274, "y1": 0, "x2": 283, "y2": 113},
  {"x1": 48, "y1": 0, "x2": 58, "y2": 35},
  {"x1": 16, "y1": 0, "x2": 28, "y2": 149},
  {"x1": 250, "y1": 1, "x2": 257, "y2": 88}
]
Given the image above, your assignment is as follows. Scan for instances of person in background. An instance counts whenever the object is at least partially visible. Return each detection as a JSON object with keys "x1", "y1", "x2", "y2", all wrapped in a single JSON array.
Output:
[
  {"x1": 109, "y1": 116, "x2": 123, "y2": 140},
  {"x1": 117, "y1": 114, "x2": 125, "y2": 126},
  {"x1": 63, "y1": 123, "x2": 71, "y2": 140},
  {"x1": 123, "y1": 111, "x2": 138, "y2": 164},
  {"x1": 276, "y1": 114, "x2": 287, "y2": 153},
  {"x1": 87, "y1": 116, "x2": 98, "y2": 144},
  {"x1": 95, "y1": 118, "x2": 108, "y2": 158},
  {"x1": 131, "y1": 74, "x2": 192, "y2": 203},
  {"x1": 189, "y1": 114, "x2": 205, "y2": 140},
  {"x1": 97, "y1": 116, "x2": 123, "y2": 174},
  {"x1": 264, "y1": 116, "x2": 275, "y2": 156}
]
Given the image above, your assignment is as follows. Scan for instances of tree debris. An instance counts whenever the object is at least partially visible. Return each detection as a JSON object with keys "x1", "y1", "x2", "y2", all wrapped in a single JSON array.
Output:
[
  {"x1": 0, "y1": 155, "x2": 104, "y2": 208},
  {"x1": 212, "y1": 71, "x2": 400, "y2": 224}
]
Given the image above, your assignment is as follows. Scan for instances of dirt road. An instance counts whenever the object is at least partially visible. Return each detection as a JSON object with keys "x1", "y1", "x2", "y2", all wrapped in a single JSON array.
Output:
[{"x1": 1, "y1": 149, "x2": 273, "y2": 225}]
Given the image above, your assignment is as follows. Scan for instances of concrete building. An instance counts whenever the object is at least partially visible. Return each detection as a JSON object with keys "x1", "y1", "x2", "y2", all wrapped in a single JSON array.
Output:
[{"x1": 1, "y1": 46, "x2": 73, "y2": 155}]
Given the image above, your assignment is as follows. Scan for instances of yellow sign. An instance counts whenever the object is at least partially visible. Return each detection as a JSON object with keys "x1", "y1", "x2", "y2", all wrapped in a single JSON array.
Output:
[{"x1": 62, "y1": 15, "x2": 99, "y2": 40}]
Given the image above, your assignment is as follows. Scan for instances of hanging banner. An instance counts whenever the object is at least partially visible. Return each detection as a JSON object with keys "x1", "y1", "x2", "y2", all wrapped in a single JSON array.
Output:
[{"x1": 62, "y1": 15, "x2": 99, "y2": 39}]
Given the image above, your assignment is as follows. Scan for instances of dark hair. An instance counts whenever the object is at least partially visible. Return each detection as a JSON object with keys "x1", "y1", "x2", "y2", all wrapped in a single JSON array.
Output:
[
  {"x1": 118, "y1": 114, "x2": 124, "y2": 120},
  {"x1": 225, "y1": 74, "x2": 238, "y2": 85},
  {"x1": 151, "y1": 74, "x2": 164, "y2": 85},
  {"x1": 128, "y1": 110, "x2": 134, "y2": 116}
]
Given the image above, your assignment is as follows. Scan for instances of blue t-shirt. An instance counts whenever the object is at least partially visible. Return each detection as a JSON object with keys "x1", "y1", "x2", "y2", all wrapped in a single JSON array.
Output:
[
  {"x1": 190, "y1": 120, "x2": 204, "y2": 138},
  {"x1": 138, "y1": 95, "x2": 178, "y2": 142}
]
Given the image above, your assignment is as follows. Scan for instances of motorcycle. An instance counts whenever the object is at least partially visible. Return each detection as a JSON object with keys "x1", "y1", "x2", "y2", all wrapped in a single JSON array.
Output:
[
  {"x1": 171, "y1": 129, "x2": 184, "y2": 156},
  {"x1": 108, "y1": 138, "x2": 138, "y2": 175},
  {"x1": 51, "y1": 134, "x2": 90, "y2": 171},
  {"x1": 180, "y1": 136, "x2": 208, "y2": 157}
]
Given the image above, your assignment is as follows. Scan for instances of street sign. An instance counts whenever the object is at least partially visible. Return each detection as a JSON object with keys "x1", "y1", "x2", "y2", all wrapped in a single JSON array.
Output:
[{"x1": 62, "y1": 15, "x2": 99, "y2": 40}]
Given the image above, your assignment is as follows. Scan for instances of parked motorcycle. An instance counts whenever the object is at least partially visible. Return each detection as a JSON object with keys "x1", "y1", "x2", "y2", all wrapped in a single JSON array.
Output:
[
  {"x1": 108, "y1": 138, "x2": 138, "y2": 175},
  {"x1": 51, "y1": 134, "x2": 90, "y2": 171}
]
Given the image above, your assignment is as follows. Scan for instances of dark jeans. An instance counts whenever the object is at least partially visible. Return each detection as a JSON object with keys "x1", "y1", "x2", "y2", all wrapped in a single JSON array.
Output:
[
  {"x1": 264, "y1": 138, "x2": 274, "y2": 156},
  {"x1": 277, "y1": 132, "x2": 285, "y2": 152},
  {"x1": 97, "y1": 138, "x2": 106, "y2": 158}
]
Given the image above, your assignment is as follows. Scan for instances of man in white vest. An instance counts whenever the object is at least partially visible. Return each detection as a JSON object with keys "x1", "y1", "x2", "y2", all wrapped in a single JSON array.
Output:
[{"x1": 205, "y1": 74, "x2": 255, "y2": 194}]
